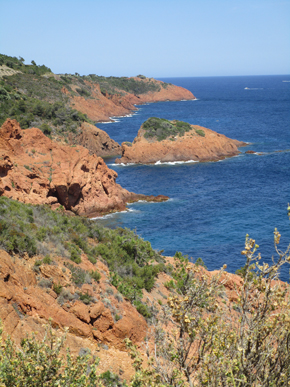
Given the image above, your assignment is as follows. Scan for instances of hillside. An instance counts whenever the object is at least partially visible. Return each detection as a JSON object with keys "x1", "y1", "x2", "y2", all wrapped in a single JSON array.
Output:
[
  {"x1": 0, "y1": 196, "x2": 289, "y2": 385},
  {"x1": 0, "y1": 54, "x2": 195, "y2": 157}
]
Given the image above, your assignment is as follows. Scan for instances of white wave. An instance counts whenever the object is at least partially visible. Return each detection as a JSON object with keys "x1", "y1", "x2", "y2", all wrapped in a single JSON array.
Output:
[
  {"x1": 155, "y1": 159, "x2": 199, "y2": 165},
  {"x1": 244, "y1": 88, "x2": 263, "y2": 90},
  {"x1": 91, "y1": 207, "x2": 139, "y2": 220},
  {"x1": 180, "y1": 98, "x2": 199, "y2": 101},
  {"x1": 91, "y1": 210, "x2": 128, "y2": 220},
  {"x1": 282, "y1": 80, "x2": 290, "y2": 82},
  {"x1": 108, "y1": 162, "x2": 136, "y2": 167}
]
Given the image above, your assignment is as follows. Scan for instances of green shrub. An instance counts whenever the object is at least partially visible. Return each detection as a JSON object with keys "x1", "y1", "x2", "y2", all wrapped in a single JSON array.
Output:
[
  {"x1": 53, "y1": 283, "x2": 63, "y2": 295},
  {"x1": 143, "y1": 117, "x2": 192, "y2": 141},
  {"x1": 67, "y1": 263, "x2": 87, "y2": 286},
  {"x1": 134, "y1": 302, "x2": 152, "y2": 319},
  {"x1": 195, "y1": 128, "x2": 205, "y2": 137},
  {"x1": 40, "y1": 123, "x2": 52, "y2": 135},
  {"x1": 76, "y1": 87, "x2": 91, "y2": 97},
  {"x1": 79, "y1": 292, "x2": 93, "y2": 305},
  {"x1": 0, "y1": 322, "x2": 102, "y2": 386},
  {"x1": 90, "y1": 270, "x2": 101, "y2": 282}
]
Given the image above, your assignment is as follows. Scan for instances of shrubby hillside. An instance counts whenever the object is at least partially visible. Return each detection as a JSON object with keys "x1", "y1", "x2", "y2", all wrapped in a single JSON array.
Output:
[{"x1": 0, "y1": 196, "x2": 289, "y2": 386}]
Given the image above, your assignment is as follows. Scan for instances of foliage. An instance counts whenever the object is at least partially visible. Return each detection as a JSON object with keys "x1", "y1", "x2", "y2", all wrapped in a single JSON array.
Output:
[
  {"x1": 0, "y1": 53, "x2": 52, "y2": 75},
  {"x1": 194, "y1": 128, "x2": 205, "y2": 137},
  {"x1": 76, "y1": 87, "x2": 91, "y2": 97},
  {"x1": 99, "y1": 370, "x2": 127, "y2": 386},
  {"x1": 53, "y1": 283, "x2": 63, "y2": 295},
  {"x1": 0, "y1": 93, "x2": 90, "y2": 133},
  {"x1": 79, "y1": 292, "x2": 93, "y2": 305},
  {"x1": 130, "y1": 230, "x2": 290, "y2": 386},
  {"x1": 90, "y1": 270, "x2": 101, "y2": 282},
  {"x1": 142, "y1": 117, "x2": 192, "y2": 141},
  {"x1": 0, "y1": 197, "x2": 163, "y2": 316},
  {"x1": 0, "y1": 323, "x2": 105, "y2": 386},
  {"x1": 85, "y1": 74, "x2": 167, "y2": 95}
]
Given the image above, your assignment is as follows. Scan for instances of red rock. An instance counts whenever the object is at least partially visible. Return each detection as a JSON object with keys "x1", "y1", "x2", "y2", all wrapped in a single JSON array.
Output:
[
  {"x1": 70, "y1": 301, "x2": 90, "y2": 323},
  {"x1": 116, "y1": 123, "x2": 246, "y2": 165},
  {"x1": 0, "y1": 119, "x2": 168, "y2": 216},
  {"x1": 89, "y1": 302, "x2": 105, "y2": 319},
  {"x1": 93, "y1": 309, "x2": 114, "y2": 333},
  {"x1": 77, "y1": 122, "x2": 121, "y2": 157},
  {"x1": 67, "y1": 78, "x2": 195, "y2": 123}
]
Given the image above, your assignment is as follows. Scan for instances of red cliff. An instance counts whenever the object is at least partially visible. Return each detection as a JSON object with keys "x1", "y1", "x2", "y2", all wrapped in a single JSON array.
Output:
[{"x1": 0, "y1": 119, "x2": 168, "y2": 216}]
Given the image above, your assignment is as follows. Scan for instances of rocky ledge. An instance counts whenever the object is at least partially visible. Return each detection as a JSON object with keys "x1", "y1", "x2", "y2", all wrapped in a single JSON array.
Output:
[
  {"x1": 0, "y1": 119, "x2": 168, "y2": 216},
  {"x1": 115, "y1": 117, "x2": 246, "y2": 165}
]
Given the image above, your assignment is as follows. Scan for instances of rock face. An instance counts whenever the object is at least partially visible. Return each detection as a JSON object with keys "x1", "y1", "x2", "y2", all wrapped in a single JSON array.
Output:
[
  {"x1": 77, "y1": 122, "x2": 121, "y2": 157},
  {"x1": 0, "y1": 248, "x2": 146, "y2": 380},
  {"x1": 0, "y1": 119, "x2": 168, "y2": 216},
  {"x1": 116, "y1": 120, "x2": 246, "y2": 165},
  {"x1": 67, "y1": 79, "x2": 195, "y2": 122}
]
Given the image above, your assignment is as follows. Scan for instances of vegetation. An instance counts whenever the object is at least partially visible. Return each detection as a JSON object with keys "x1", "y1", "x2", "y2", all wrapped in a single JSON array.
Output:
[
  {"x1": 126, "y1": 229, "x2": 290, "y2": 386},
  {"x1": 142, "y1": 117, "x2": 193, "y2": 141},
  {"x1": 84, "y1": 74, "x2": 167, "y2": 95},
  {"x1": 0, "y1": 323, "x2": 108, "y2": 386},
  {"x1": 0, "y1": 54, "x2": 52, "y2": 76},
  {"x1": 0, "y1": 89, "x2": 90, "y2": 134},
  {"x1": 194, "y1": 128, "x2": 205, "y2": 137},
  {"x1": 0, "y1": 198, "x2": 289, "y2": 385},
  {"x1": 0, "y1": 197, "x2": 164, "y2": 317}
]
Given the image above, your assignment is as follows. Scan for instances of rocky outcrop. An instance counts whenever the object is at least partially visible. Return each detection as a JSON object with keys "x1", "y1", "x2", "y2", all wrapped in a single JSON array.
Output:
[
  {"x1": 0, "y1": 119, "x2": 168, "y2": 216},
  {"x1": 116, "y1": 121, "x2": 246, "y2": 165},
  {"x1": 77, "y1": 122, "x2": 121, "y2": 157},
  {"x1": 67, "y1": 78, "x2": 195, "y2": 122},
  {"x1": 0, "y1": 248, "x2": 145, "y2": 380}
]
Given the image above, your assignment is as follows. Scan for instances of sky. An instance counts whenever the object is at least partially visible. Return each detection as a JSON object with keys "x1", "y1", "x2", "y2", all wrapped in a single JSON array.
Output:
[{"x1": 0, "y1": 0, "x2": 289, "y2": 77}]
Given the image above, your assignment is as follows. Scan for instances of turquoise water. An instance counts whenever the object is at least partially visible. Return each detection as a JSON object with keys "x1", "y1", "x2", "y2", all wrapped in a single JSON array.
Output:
[{"x1": 95, "y1": 75, "x2": 290, "y2": 281}]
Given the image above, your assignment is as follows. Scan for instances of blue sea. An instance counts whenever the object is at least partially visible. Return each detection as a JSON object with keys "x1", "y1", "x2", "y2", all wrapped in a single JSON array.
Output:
[{"x1": 95, "y1": 75, "x2": 290, "y2": 281}]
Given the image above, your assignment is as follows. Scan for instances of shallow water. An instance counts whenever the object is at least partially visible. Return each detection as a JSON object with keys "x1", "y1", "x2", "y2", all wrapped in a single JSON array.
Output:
[{"x1": 95, "y1": 75, "x2": 290, "y2": 281}]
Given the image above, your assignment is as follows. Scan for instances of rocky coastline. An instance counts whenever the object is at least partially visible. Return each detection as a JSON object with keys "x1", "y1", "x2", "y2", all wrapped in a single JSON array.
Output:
[{"x1": 0, "y1": 119, "x2": 168, "y2": 217}]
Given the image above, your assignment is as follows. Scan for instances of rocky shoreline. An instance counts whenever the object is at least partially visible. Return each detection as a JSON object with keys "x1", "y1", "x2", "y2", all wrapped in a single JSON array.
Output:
[{"x1": 0, "y1": 119, "x2": 168, "y2": 217}]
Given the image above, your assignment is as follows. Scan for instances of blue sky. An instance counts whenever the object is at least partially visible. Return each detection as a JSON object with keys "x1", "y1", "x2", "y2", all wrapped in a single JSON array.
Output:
[{"x1": 0, "y1": 0, "x2": 289, "y2": 77}]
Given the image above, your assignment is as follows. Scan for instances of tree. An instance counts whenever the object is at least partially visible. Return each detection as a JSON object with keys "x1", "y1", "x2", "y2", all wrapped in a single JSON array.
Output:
[{"x1": 31, "y1": 60, "x2": 36, "y2": 66}]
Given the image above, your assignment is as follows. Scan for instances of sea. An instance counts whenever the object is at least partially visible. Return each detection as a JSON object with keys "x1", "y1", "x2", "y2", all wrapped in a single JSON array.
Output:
[{"x1": 94, "y1": 75, "x2": 290, "y2": 281}]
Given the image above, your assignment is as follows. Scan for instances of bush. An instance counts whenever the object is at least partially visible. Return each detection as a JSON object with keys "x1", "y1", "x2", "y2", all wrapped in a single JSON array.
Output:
[
  {"x1": 142, "y1": 117, "x2": 192, "y2": 141},
  {"x1": 0, "y1": 323, "x2": 104, "y2": 386},
  {"x1": 195, "y1": 128, "x2": 205, "y2": 137},
  {"x1": 129, "y1": 230, "x2": 290, "y2": 386},
  {"x1": 53, "y1": 283, "x2": 63, "y2": 295},
  {"x1": 90, "y1": 270, "x2": 101, "y2": 282},
  {"x1": 79, "y1": 292, "x2": 93, "y2": 305}
]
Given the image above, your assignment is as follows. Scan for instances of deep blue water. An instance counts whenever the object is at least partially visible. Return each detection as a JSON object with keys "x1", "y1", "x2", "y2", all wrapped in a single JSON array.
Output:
[{"x1": 95, "y1": 75, "x2": 290, "y2": 281}]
